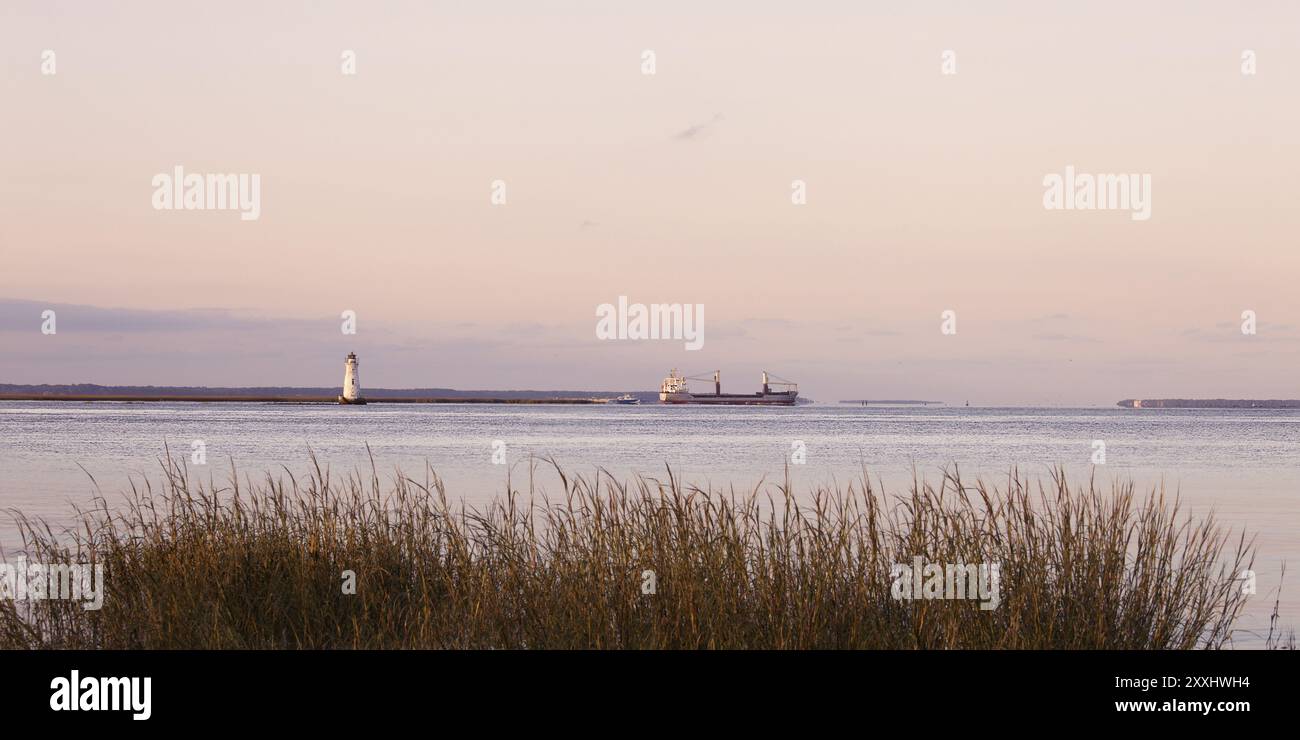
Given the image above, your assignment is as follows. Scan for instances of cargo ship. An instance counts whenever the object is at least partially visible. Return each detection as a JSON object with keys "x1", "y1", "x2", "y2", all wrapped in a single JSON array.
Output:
[{"x1": 659, "y1": 369, "x2": 798, "y2": 406}]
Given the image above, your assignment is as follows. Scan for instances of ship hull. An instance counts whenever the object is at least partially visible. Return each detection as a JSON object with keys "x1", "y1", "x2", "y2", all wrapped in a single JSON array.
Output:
[{"x1": 659, "y1": 391, "x2": 797, "y2": 406}]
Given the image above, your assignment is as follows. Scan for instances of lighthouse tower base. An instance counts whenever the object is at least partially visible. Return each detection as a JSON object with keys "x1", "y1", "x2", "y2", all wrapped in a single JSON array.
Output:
[{"x1": 337, "y1": 395, "x2": 367, "y2": 405}]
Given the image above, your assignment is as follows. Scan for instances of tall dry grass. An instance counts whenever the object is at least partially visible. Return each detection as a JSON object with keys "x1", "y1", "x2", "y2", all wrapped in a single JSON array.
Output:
[{"x1": 0, "y1": 452, "x2": 1256, "y2": 649}]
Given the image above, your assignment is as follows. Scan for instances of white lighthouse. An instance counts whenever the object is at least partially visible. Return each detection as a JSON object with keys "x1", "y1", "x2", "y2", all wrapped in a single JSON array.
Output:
[{"x1": 338, "y1": 352, "x2": 366, "y2": 405}]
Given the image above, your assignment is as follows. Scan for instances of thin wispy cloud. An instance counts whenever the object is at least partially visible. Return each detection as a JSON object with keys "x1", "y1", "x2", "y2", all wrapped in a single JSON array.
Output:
[
  {"x1": 672, "y1": 113, "x2": 723, "y2": 141},
  {"x1": 1032, "y1": 333, "x2": 1101, "y2": 343},
  {"x1": 0, "y1": 299, "x2": 271, "y2": 333}
]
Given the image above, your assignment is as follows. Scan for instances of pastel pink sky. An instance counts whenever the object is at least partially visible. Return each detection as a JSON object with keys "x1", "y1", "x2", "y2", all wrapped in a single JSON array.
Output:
[{"x1": 2, "y1": 1, "x2": 1298, "y2": 404}]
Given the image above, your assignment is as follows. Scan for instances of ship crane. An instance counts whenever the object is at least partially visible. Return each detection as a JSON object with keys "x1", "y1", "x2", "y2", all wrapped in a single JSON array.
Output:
[
  {"x1": 680, "y1": 370, "x2": 723, "y2": 395},
  {"x1": 762, "y1": 371, "x2": 798, "y2": 395}
]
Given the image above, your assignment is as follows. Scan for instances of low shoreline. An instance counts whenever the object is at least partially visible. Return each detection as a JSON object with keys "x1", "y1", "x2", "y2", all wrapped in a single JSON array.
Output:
[
  {"x1": 1117, "y1": 399, "x2": 1300, "y2": 409},
  {"x1": 0, "y1": 394, "x2": 605, "y2": 404}
]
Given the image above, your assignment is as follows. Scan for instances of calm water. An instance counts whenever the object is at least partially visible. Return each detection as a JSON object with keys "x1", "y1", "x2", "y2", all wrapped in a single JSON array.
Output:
[{"x1": 2, "y1": 401, "x2": 1297, "y2": 646}]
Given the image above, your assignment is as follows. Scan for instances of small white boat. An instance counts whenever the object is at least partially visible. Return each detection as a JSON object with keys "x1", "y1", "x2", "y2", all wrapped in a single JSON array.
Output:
[{"x1": 611, "y1": 394, "x2": 640, "y2": 405}]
